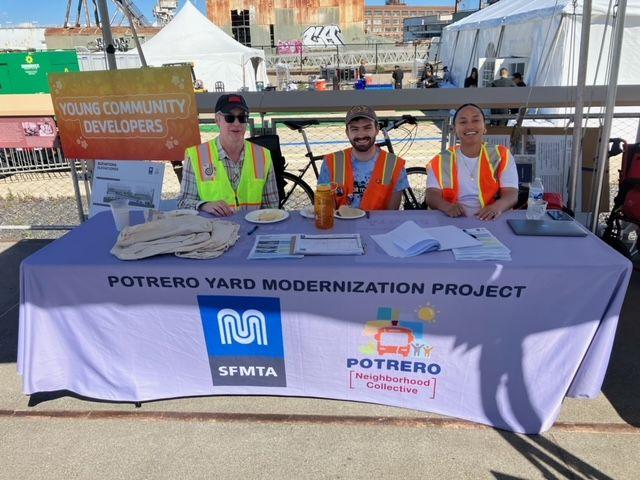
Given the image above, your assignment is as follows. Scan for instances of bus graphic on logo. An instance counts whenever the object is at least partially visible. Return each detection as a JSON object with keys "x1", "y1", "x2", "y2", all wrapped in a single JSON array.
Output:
[
  {"x1": 374, "y1": 324, "x2": 414, "y2": 357},
  {"x1": 198, "y1": 296, "x2": 286, "y2": 387}
]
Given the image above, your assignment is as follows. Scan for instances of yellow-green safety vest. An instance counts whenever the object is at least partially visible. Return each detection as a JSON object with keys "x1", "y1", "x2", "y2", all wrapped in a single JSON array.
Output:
[{"x1": 186, "y1": 139, "x2": 272, "y2": 209}]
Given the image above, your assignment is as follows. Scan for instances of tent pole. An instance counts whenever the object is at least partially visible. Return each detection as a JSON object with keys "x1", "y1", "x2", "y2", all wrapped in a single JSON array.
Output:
[
  {"x1": 568, "y1": 0, "x2": 592, "y2": 213},
  {"x1": 96, "y1": 0, "x2": 117, "y2": 70},
  {"x1": 590, "y1": 0, "x2": 627, "y2": 232},
  {"x1": 449, "y1": 31, "x2": 460, "y2": 77},
  {"x1": 495, "y1": 25, "x2": 505, "y2": 58},
  {"x1": 243, "y1": 56, "x2": 247, "y2": 90},
  {"x1": 531, "y1": 16, "x2": 564, "y2": 86}
]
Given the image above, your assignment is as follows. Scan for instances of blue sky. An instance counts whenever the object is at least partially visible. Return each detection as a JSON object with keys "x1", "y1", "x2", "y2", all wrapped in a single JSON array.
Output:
[{"x1": 0, "y1": 0, "x2": 457, "y2": 27}]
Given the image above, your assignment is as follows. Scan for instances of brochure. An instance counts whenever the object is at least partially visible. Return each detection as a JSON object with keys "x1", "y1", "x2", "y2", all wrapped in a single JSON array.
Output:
[
  {"x1": 452, "y1": 228, "x2": 512, "y2": 261},
  {"x1": 292, "y1": 234, "x2": 364, "y2": 256},
  {"x1": 248, "y1": 234, "x2": 303, "y2": 260}
]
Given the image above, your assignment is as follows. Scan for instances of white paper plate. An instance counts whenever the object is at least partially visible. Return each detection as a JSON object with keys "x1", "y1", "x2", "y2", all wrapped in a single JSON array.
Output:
[
  {"x1": 245, "y1": 209, "x2": 290, "y2": 224},
  {"x1": 335, "y1": 207, "x2": 366, "y2": 219},
  {"x1": 299, "y1": 206, "x2": 315, "y2": 219}
]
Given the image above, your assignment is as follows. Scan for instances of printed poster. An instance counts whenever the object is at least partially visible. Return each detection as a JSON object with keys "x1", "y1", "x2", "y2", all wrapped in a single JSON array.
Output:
[{"x1": 90, "y1": 160, "x2": 165, "y2": 217}]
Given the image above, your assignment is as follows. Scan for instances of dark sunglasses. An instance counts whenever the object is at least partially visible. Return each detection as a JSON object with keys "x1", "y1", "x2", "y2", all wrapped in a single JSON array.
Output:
[{"x1": 220, "y1": 113, "x2": 248, "y2": 124}]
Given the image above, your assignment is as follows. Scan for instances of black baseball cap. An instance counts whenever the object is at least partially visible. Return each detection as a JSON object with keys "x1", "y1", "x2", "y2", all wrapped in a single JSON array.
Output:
[
  {"x1": 215, "y1": 94, "x2": 249, "y2": 114},
  {"x1": 345, "y1": 105, "x2": 378, "y2": 125}
]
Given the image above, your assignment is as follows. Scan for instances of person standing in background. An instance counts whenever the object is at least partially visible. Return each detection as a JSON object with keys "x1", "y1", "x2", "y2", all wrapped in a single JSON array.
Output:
[
  {"x1": 510, "y1": 72, "x2": 527, "y2": 114},
  {"x1": 464, "y1": 68, "x2": 478, "y2": 88},
  {"x1": 512, "y1": 72, "x2": 526, "y2": 87},
  {"x1": 442, "y1": 66, "x2": 451, "y2": 83},
  {"x1": 392, "y1": 65, "x2": 404, "y2": 89},
  {"x1": 358, "y1": 60, "x2": 367, "y2": 80},
  {"x1": 490, "y1": 68, "x2": 516, "y2": 125}
]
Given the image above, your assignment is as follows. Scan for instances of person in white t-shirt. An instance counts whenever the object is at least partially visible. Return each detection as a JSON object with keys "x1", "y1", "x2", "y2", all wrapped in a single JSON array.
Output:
[{"x1": 426, "y1": 103, "x2": 519, "y2": 220}]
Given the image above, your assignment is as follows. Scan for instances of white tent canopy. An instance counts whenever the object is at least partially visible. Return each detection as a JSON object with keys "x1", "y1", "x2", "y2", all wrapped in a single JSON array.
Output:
[
  {"x1": 131, "y1": 1, "x2": 268, "y2": 92},
  {"x1": 440, "y1": 0, "x2": 640, "y2": 88}
]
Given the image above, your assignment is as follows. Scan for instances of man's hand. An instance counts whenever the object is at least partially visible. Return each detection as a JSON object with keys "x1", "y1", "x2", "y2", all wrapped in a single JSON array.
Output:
[
  {"x1": 476, "y1": 205, "x2": 502, "y2": 221},
  {"x1": 200, "y1": 201, "x2": 235, "y2": 217},
  {"x1": 443, "y1": 203, "x2": 465, "y2": 217}
]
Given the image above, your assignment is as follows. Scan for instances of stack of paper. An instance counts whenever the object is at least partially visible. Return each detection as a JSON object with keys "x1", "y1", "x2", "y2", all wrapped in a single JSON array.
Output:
[
  {"x1": 371, "y1": 221, "x2": 480, "y2": 258},
  {"x1": 452, "y1": 228, "x2": 512, "y2": 261}
]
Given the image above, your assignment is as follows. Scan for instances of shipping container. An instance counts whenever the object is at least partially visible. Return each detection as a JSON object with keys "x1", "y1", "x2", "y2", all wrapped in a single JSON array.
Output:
[{"x1": 0, "y1": 50, "x2": 80, "y2": 94}]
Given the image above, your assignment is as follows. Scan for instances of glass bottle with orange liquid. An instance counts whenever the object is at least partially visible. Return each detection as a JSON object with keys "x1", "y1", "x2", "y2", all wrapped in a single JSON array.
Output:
[{"x1": 314, "y1": 184, "x2": 334, "y2": 229}]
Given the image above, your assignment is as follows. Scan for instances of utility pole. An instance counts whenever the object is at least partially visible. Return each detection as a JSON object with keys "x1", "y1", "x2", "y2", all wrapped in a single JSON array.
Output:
[{"x1": 96, "y1": 0, "x2": 118, "y2": 70}]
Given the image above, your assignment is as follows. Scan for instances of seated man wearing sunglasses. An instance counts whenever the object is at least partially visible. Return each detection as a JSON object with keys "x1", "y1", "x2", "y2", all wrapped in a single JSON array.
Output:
[{"x1": 178, "y1": 94, "x2": 279, "y2": 216}]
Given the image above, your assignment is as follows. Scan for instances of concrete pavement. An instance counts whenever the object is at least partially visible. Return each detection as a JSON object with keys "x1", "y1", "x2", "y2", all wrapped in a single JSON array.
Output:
[{"x1": 1, "y1": 239, "x2": 638, "y2": 480}]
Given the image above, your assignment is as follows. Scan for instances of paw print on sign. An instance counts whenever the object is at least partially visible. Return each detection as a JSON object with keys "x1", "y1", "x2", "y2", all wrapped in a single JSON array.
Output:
[
  {"x1": 165, "y1": 137, "x2": 180, "y2": 150},
  {"x1": 171, "y1": 75, "x2": 185, "y2": 90},
  {"x1": 76, "y1": 137, "x2": 89, "y2": 149}
]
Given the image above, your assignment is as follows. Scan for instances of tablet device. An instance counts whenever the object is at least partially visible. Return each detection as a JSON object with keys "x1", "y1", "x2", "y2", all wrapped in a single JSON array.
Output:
[{"x1": 507, "y1": 219, "x2": 588, "y2": 237}]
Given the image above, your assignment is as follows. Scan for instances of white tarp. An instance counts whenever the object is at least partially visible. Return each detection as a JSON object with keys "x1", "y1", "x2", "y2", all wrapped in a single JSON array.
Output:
[
  {"x1": 440, "y1": 0, "x2": 640, "y2": 87},
  {"x1": 129, "y1": 1, "x2": 268, "y2": 92}
]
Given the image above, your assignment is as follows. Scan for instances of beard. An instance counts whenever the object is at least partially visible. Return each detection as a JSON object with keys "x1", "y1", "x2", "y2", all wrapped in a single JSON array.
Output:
[{"x1": 350, "y1": 136, "x2": 375, "y2": 152}]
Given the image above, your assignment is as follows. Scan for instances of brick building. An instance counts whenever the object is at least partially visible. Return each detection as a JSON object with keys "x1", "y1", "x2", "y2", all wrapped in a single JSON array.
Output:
[{"x1": 365, "y1": 1, "x2": 454, "y2": 41}]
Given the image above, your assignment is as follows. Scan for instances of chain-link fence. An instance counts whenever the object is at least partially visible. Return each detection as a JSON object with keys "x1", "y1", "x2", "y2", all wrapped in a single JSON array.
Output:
[{"x1": 1, "y1": 110, "x2": 639, "y2": 241}]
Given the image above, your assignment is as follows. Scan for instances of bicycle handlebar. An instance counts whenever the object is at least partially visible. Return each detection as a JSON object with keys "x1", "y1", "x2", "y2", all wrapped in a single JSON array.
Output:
[
  {"x1": 380, "y1": 115, "x2": 418, "y2": 133},
  {"x1": 283, "y1": 119, "x2": 320, "y2": 131}
]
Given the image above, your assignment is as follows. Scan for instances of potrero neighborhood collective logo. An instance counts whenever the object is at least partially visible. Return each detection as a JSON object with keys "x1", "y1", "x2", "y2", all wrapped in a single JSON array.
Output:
[{"x1": 198, "y1": 295, "x2": 286, "y2": 387}]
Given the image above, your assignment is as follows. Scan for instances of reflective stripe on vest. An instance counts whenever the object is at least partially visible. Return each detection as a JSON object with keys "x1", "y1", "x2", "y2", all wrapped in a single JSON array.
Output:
[
  {"x1": 330, "y1": 150, "x2": 348, "y2": 185},
  {"x1": 187, "y1": 140, "x2": 272, "y2": 208},
  {"x1": 197, "y1": 142, "x2": 215, "y2": 181},
  {"x1": 249, "y1": 142, "x2": 267, "y2": 180},
  {"x1": 381, "y1": 151, "x2": 400, "y2": 186}
]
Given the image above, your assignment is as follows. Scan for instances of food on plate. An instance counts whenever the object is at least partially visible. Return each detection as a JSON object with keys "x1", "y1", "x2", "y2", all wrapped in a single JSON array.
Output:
[
  {"x1": 337, "y1": 206, "x2": 364, "y2": 218},
  {"x1": 257, "y1": 210, "x2": 284, "y2": 222}
]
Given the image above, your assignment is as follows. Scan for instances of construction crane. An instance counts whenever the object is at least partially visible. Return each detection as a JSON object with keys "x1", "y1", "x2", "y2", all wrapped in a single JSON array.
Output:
[
  {"x1": 153, "y1": 0, "x2": 178, "y2": 26},
  {"x1": 64, "y1": 0, "x2": 150, "y2": 28}
]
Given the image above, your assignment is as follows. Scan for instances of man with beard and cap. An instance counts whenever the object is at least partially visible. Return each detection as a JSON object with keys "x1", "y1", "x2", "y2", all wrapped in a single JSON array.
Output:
[
  {"x1": 178, "y1": 94, "x2": 279, "y2": 216},
  {"x1": 317, "y1": 105, "x2": 409, "y2": 210}
]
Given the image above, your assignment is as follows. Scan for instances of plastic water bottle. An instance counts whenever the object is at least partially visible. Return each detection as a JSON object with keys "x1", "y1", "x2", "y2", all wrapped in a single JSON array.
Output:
[{"x1": 526, "y1": 177, "x2": 544, "y2": 219}]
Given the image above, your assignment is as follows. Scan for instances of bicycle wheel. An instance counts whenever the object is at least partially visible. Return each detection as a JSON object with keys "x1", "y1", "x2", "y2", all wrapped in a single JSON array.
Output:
[
  {"x1": 402, "y1": 167, "x2": 428, "y2": 210},
  {"x1": 279, "y1": 172, "x2": 315, "y2": 211}
]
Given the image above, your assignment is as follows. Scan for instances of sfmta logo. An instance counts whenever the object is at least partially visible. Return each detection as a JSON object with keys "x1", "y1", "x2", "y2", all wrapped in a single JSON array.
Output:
[
  {"x1": 218, "y1": 308, "x2": 268, "y2": 346},
  {"x1": 198, "y1": 295, "x2": 286, "y2": 387}
]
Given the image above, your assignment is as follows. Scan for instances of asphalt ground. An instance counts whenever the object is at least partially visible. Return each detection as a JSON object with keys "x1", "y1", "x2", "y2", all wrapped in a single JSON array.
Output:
[{"x1": 0, "y1": 238, "x2": 639, "y2": 479}]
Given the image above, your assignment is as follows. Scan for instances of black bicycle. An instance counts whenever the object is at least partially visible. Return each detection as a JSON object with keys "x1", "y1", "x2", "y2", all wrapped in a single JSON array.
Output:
[{"x1": 277, "y1": 115, "x2": 428, "y2": 210}]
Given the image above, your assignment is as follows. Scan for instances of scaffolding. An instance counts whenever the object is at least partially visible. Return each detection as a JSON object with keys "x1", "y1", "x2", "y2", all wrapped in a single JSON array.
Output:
[{"x1": 264, "y1": 43, "x2": 432, "y2": 73}]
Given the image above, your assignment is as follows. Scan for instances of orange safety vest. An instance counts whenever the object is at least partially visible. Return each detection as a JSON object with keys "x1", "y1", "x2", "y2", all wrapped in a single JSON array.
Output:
[
  {"x1": 428, "y1": 143, "x2": 510, "y2": 207},
  {"x1": 324, "y1": 148, "x2": 405, "y2": 211}
]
